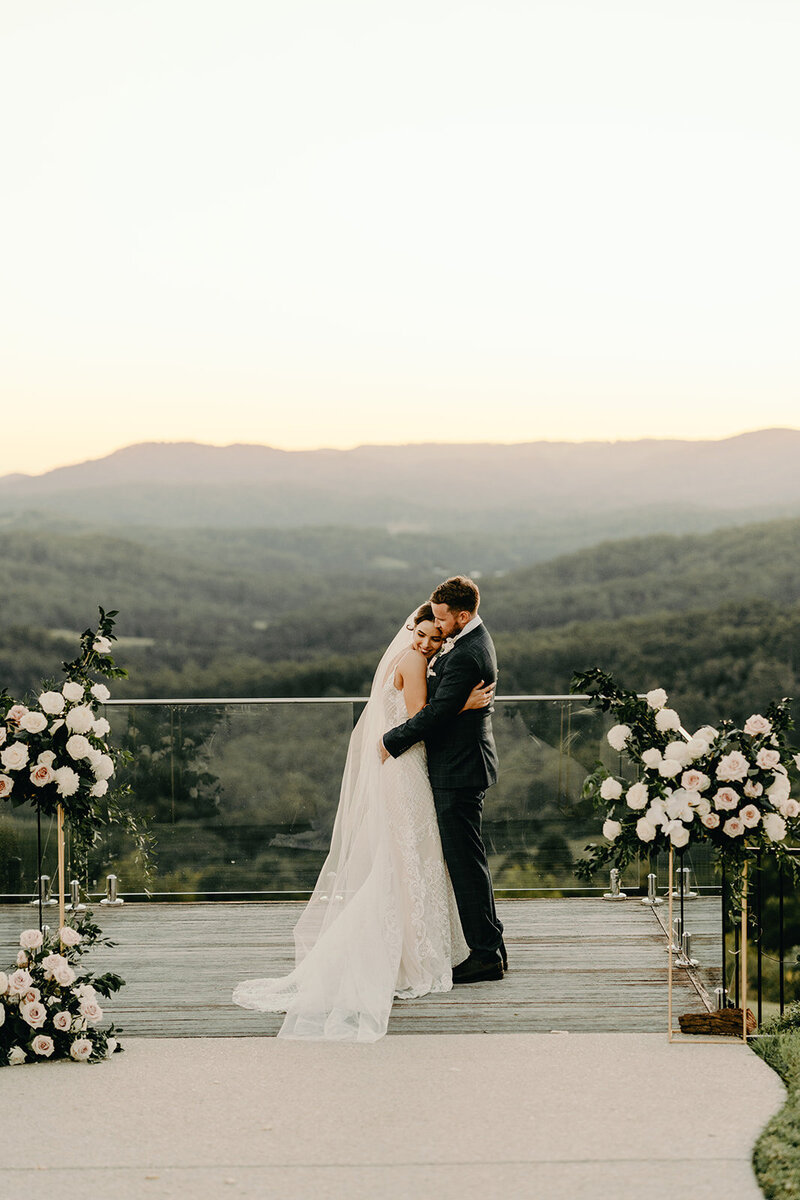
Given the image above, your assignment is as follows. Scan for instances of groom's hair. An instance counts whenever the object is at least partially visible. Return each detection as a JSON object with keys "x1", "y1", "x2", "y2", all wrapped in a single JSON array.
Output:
[{"x1": 430, "y1": 575, "x2": 480, "y2": 614}]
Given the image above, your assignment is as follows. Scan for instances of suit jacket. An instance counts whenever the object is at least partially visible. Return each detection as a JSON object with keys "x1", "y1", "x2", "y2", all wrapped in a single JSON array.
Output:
[{"x1": 383, "y1": 623, "x2": 499, "y2": 789}]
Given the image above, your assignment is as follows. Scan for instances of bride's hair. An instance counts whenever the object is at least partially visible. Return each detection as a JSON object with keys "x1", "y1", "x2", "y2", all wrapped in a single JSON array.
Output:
[{"x1": 407, "y1": 602, "x2": 435, "y2": 630}]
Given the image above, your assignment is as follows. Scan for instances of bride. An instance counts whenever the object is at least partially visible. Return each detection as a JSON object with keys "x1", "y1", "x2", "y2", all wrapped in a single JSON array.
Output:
[{"x1": 232, "y1": 603, "x2": 494, "y2": 1041}]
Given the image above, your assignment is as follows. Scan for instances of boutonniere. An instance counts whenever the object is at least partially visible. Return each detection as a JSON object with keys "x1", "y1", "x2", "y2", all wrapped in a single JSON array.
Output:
[{"x1": 427, "y1": 638, "x2": 456, "y2": 677}]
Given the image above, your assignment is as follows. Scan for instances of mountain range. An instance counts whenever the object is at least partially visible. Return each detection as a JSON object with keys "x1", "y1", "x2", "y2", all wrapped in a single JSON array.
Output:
[{"x1": 2, "y1": 430, "x2": 800, "y2": 537}]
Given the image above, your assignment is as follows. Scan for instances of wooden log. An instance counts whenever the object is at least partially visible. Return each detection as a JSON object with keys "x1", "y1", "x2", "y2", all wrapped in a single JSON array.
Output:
[{"x1": 678, "y1": 1008, "x2": 757, "y2": 1036}]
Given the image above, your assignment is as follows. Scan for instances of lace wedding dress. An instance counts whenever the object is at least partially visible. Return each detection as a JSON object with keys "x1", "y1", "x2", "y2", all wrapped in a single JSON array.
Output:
[{"x1": 232, "y1": 626, "x2": 468, "y2": 1042}]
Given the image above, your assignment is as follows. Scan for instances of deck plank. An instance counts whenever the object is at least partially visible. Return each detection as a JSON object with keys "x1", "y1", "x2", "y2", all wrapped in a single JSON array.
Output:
[{"x1": 0, "y1": 898, "x2": 721, "y2": 1037}]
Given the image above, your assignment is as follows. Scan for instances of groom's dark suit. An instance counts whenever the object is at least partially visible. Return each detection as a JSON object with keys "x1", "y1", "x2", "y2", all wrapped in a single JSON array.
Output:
[{"x1": 382, "y1": 622, "x2": 504, "y2": 958}]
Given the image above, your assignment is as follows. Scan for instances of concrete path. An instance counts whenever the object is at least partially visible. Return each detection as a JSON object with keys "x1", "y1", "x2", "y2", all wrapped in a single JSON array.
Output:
[{"x1": 0, "y1": 1033, "x2": 783, "y2": 1200}]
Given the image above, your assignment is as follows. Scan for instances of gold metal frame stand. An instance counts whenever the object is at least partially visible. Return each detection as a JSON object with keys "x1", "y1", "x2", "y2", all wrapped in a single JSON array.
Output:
[{"x1": 667, "y1": 847, "x2": 748, "y2": 1043}]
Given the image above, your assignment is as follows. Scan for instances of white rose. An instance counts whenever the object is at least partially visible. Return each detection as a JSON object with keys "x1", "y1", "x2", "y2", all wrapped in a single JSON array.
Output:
[
  {"x1": 66, "y1": 734, "x2": 92, "y2": 761},
  {"x1": 762, "y1": 811, "x2": 786, "y2": 840},
  {"x1": 66, "y1": 705, "x2": 95, "y2": 734},
  {"x1": 744, "y1": 714, "x2": 773, "y2": 737},
  {"x1": 744, "y1": 780, "x2": 764, "y2": 799},
  {"x1": 7, "y1": 969, "x2": 33, "y2": 995},
  {"x1": 90, "y1": 779, "x2": 109, "y2": 798},
  {"x1": 79, "y1": 999, "x2": 103, "y2": 1024},
  {"x1": 658, "y1": 758, "x2": 682, "y2": 778},
  {"x1": 641, "y1": 748, "x2": 662, "y2": 770},
  {"x1": 93, "y1": 636, "x2": 112, "y2": 654},
  {"x1": 646, "y1": 688, "x2": 668, "y2": 710},
  {"x1": 1, "y1": 742, "x2": 30, "y2": 771},
  {"x1": 52, "y1": 962, "x2": 76, "y2": 987},
  {"x1": 716, "y1": 752, "x2": 749, "y2": 782},
  {"x1": 600, "y1": 777, "x2": 623, "y2": 801},
  {"x1": 74, "y1": 983, "x2": 97, "y2": 1002},
  {"x1": 607, "y1": 725, "x2": 631, "y2": 752},
  {"x1": 31, "y1": 1034, "x2": 55, "y2": 1058},
  {"x1": 0, "y1": 774, "x2": 14, "y2": 799},
  {"x1": 701, "y1": 811, "x2": 721, "y2": 829},
  {"x1": 62, "y1": 681, "x2": 84, "y2": 702},
  {"x1": 665, "y1": 790, "x2": 692, "y2": 820},
  {"x1": 59, "y1": 926, "x2": 81, "y2": 947},
  {"x1": 723, "y1": 817, "x2": 745, "y2": 838},
  {"x1": 655, "y1": 708, "x2": 681, "y2": 732},
  {"x1": 38, "y1": 690, "x2": 65, "y2": 715},
  {"x1": 19, "y1": 929, "x2": 43, "y2": 951},
  {"x1": 19, "y1": 711, "x2": 48, "y2": 734},
  {"x1": 646, "y1": 801, "x2": 666, "y2": 827},
  {"x1": 7, "y1": 704, "x2": 29, "y2": 726},
  {"x1": 93, "y1": 717, "x2": 111, "y2": 738},
  {"x1": 740, "y1": 805, "x2": 761, "y2": 828},
  {"x1": 757, "y1": 747, "x2": 781, "y2": 771},
  {"x1": 602, "y1": 818, "x2": 622, "y2": 841},
  {"x1": 0, "y1": 971, "x2": 7, "y2": 995},
  {"x1": 93, "y1": 754, "x2": 114, "y2": 781},
  {"x1": 690, "y1": 795, "x2": 712, "y2": 818},
  {"x1": 667, "y1": 820, "x2": 690, "y2": 848},
  {"x1": 52, "y1": 1010, "x2": 72, "y2": 1032},
  {"x1": 90, "y1": 683, "x2": 111, "y2": 702},
  {"x1": 636, "y1": 816, "x2": 657, "y2": 842},
  {"x1": 8, "y1": 1046, "x2": 26, "y2": 1066},
  {"x1": 681, "y1": 769, "x2": 710, "y2": 793},
  {"x1": 54, "y1": 766, "x2": 80, "y2": 798},
  {"x1": 777, "y1": 798, "x2": 800, "y2": 819},
  {"x1": 70, "y1": 1038, "x2": 94, "y2": 1061},
  {"x1": 626, "y1": 782, "x2": 649, "y2": 810},
  {"x1": 663, "y1": 740, "x2": 691, "y2": 765},
  {"x1": 21, "y1": 1000, "x2": 47, "y2": 1029},
  {"x1": 37, "y1": 750, "x2": 56, "y2": 768},
  {"x1": 29, "y1": 763, "x2": 54, "y2": 788}
]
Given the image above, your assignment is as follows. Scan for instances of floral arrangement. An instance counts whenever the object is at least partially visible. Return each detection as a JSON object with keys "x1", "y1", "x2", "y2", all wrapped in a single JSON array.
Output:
[
  {"x1": 572, "y1": 668, "x2": 800, "y2": 886},
  {"x1": 0, "y1": 913, "x2": 123, "y2": 1066},
  {"x1": 0, "y1": 608, "x2": 149, "y2": 863}
]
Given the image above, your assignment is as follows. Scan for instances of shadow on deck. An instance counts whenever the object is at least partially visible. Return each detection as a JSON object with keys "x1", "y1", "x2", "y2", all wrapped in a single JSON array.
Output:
[{"x1": 0, "y1": 898, "x2": 721, "y2": 1037}]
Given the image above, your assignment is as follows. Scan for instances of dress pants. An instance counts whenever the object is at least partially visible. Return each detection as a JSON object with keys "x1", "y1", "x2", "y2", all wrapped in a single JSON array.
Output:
[{"x1": 432, "y1": 785, "x2": 504, "y2": 958}]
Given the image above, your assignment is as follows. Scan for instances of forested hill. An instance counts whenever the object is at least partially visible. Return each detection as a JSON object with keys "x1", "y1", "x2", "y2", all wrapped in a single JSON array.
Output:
[
  {"x1": 1, "y1": 517, "x2": 799, "y2": 725},
  {"x1": 2, "y1": 430, "x2": 799, "y2": 533}
]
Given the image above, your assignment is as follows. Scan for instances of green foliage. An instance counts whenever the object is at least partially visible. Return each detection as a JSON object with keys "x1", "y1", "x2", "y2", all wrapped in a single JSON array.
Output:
[{"x1": 752, "y1": 1030, "x2": 800, "y2": 1198}]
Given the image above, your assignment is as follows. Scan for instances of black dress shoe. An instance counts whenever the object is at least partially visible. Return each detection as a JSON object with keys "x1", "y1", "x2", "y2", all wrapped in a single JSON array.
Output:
[{"x1": 452, "y1": 954, "x2": 504, "y2": 985}]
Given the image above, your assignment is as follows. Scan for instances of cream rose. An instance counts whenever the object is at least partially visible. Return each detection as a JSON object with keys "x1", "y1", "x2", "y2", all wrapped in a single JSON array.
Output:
[
  {"x1": 600, "y1": 777, "x2": 623, "y2": 801},
  {"x1": 59, "y1": 926, "x2": 82, "y2": 947},
  {"x1": 723, "y1": 817, "x2": 745, "y2": 838},
  {"x1": 713, "y1": 787, "x2": 740, "y2": 811},
  {"x1": 641, "y1": 748, "x2": 662, "y2": 770},
  {"x1": 31, "y1": 1034, "x2": 55, "y2": 1058},
  {"x1": 19, "y1": 929, "x2": 43, "y2": 951},
  {"x1": 716, "y1": 752, "x2": 749, "y2": 782},
  {"x1": 602, "y1": 818, "x2": 622, "y2": 841},
  {"x1": 757, "y1": 747, "x2": 781, "y2": 771},
  {"x1": 744, "y1": 714, "x2": 772, "y2": 737},
  {"x1": 66, "y1": 734, "x2": 92, "y2": 761},
  {"x1": 8, "y1": 1046, "x2": 26, "y2": 1066},
  {"x1": 38, "y1": 690, "x2": 65, "y2": 715},
  {"x1": 701, "y1": 811, "x2": 721, "y2": 829},
  {"x1": 1, "y1": 742, "x2": 30, "y2": 772},
  {"x1": 70, "y1": 1038, "x2": 94, "y2": 1062},
  {"x1": 93, "y1": 636, "x2": 112, "y2": 654},
  {"x1": 38, "y1": 749, "x2": 57, "y2": 767},
  {"x1": 79, "y1": 999, "x2": 103, "y2": 1024},
  {"x1": 52, "y1": 962, "x2": 77, "y2": 987},
  {"x1": 0, "y1": 774, "x2": 13, "y2": 798},
  {"x1": 635, "y1": 816, "x2": 657, "y2": 842},
  {"x1": 29, "y1": 764, "x2": 54, "y2": 788},
  {"x1": 21, "y1": 1000, "x2": 47, "y2": 1029},
  {"x1": 93, "y1": 754, "x2": 114, "y2": 781},
  {"x1": 19, "y1": 711, "x2": 47, "y2": 734},
  {"x1": 90, "y1": 683, "x2": 111, "y2": 702},
  {"x1": 7, "y1": 969, "x2": 33, "y2": 996},
  {"x1": 740, "y1": 805, "x2": 761, "y2": 828},
  {"x1": 626, "y1": 782, "x2": 649, "y2": 810},
  {"x1": 764, "y1": 811, "x2": 788, "y2": 842},
  {"x1": 62, "y1": 681, "x2": 84, "y2": 702},
  {"x1": 646, "y1": 688, "x2": 668, "y2": 710}
]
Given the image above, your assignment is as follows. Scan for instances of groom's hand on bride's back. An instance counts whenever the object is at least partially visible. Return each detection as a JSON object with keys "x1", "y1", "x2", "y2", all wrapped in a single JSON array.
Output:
[{"x1": 379, "y1": 739, "x2": 391, "y2": 763}]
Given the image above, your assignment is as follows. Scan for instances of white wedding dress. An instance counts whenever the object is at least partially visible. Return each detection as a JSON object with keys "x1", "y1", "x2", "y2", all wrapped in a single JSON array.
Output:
[{"x1": 232, "y1": 625, "x2": 468, "y2": 1042}]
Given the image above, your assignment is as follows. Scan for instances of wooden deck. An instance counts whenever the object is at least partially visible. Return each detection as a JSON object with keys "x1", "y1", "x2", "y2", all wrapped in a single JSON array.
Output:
[{"x1": 0, "y1": 898, "x2": 721, "y2": 1036}]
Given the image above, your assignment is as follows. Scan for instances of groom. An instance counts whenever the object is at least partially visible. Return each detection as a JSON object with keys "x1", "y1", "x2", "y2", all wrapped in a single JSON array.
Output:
[{"x1": 381, "y1": 575, "x2": 505, "y2": 984}]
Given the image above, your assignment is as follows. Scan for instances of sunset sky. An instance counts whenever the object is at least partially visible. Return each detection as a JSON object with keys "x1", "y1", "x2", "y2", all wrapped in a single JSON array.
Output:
[{"x1": 3, "y1": 0, "x2": 798, "y2": 476}]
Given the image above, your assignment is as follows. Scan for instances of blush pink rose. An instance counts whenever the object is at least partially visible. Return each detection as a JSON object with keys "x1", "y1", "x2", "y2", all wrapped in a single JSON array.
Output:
[
  {"x1": 52, "y1": 1010, "x2": 72, "y2": 1032},
  {"x1": 713, "y1": 787, "x2": 739, "y2": 811},
  {"x1": 757, "y1": 748, "x2": 781, "y2": 770},
  {"x1": 21, "y1": 1001, "x2": 47, "y2": 1029},
  {"x1": 70, "y1": 1038, "x2": 93, "y2": 1062},
  {"x1": 716, "y1": 752, "x2": 749, "y2": 782},
  {"x1": 744, "y1": 714, "x2": 772, "y2": 737},
  {"x1": 31, "y1": 1035, "x2": 55, "y2": 1058}
]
